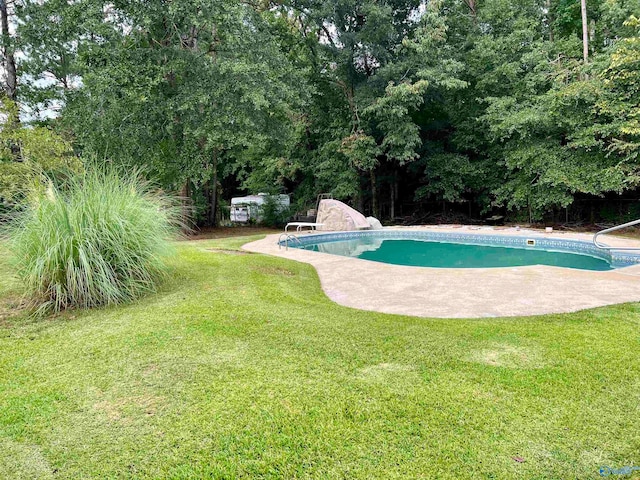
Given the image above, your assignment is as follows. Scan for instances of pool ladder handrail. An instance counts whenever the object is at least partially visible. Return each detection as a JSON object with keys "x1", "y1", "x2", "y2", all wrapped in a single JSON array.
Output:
[
  {"x1": 593, "y1": 218, "x2": 640, "y2": 251},
  {"x1": 278, "y1": 233, "x2": 302, "y2": 251}
]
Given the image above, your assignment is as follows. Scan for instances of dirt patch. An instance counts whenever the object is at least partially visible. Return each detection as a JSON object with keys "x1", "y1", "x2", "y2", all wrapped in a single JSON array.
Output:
[
  {"x1": 0, "y1": 438, "x2": 54, "y2": 479},
  {"x1": 93, "y1": 394, "x2": 161, "y2": 421},
  {"x1": 0, "y1": 295, "x2": 28, "y2": 326},
  {"x1": 251, "y1": 265, "x2": 296, "y2": 276},
  {"x1": 357, "y1": 362, "x2": 418, "y2": 383},
  {"x1": 206, "y1": 248, "x2": 251, "y2": 255},
  {"x1": 468, "y1": 345, "x2": 545, "y2": 369},
  {"x1": 142, "y1": 364, "x2": 158, "y2": 377},
  {"x1": 184, "y1": 227, "x2": 279, "y2": 241}
]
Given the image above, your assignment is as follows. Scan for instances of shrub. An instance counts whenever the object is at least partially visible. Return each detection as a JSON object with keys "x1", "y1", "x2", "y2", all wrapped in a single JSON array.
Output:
[
  {"x1": 1, "y1": 98, "x2": 81, "y2": 211},
  {"x1": 260, "y1": 194, "x2": 291, "y2": 227},
  {"x1": 9, "y1": 167, "x2": 182, "y2": 313}
]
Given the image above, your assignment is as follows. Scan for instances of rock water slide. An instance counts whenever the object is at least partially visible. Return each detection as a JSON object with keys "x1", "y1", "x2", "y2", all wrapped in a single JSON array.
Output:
[{"x1": 316, "y1": 199, "x2": 381, "y2": 231}]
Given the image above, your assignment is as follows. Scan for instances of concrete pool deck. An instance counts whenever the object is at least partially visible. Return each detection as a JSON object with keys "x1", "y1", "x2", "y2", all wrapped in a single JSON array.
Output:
[{"x1": 242, "y1": 226, "x2": 640, "y2": 318}]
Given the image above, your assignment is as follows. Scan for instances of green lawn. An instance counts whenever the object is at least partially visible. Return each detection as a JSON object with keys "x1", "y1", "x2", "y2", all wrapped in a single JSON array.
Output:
[{"x1": 1, "y1": 235, "x2": 639, "y2": 479}]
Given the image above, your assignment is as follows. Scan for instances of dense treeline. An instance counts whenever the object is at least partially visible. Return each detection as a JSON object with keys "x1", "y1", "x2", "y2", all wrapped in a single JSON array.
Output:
[{"x1": 1, "y1": 0, "x2": 639, "y2": 225}]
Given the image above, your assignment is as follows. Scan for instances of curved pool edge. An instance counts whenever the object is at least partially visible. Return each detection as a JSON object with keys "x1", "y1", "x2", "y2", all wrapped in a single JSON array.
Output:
[
  {"x1": 279, "y1": 228, "x2": 640, "y2": 270},
  {"x1": 242, "y1": 227, "x2": 640, "y2": 319}
]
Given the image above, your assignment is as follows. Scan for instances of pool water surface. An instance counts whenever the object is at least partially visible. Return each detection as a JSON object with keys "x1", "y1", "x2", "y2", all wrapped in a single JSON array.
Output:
[{"x1": 299, "y1": 238, "x2": 614, "y2": 271}]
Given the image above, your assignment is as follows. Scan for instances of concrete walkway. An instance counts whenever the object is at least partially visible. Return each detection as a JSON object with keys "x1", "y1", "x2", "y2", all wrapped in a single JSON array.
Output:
[{"x1": 242, "y1": 226, "x2": 640, "y2": 318}]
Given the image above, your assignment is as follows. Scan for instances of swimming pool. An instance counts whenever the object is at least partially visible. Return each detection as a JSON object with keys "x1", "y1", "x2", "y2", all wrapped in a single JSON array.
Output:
[{"x1": 286, "y1": 230, "x2": 640, "y2": 271}]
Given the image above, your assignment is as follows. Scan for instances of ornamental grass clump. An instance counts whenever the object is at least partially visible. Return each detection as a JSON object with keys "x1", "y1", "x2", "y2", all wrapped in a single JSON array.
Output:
[{"x1": 10, "y1": 168, "x2": 182, "y2": 313}]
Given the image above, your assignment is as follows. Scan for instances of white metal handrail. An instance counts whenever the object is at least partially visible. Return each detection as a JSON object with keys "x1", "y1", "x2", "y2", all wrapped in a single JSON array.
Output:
[
  {"x1": 593, "y1": 218, "x2": 640, "y2": 250},
  {"x1": 278, "y1": 233, "x2": 302, "y2": 251}
]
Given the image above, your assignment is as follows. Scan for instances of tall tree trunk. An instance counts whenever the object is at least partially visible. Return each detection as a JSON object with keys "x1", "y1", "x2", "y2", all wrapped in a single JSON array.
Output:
[
  {"x1": 545, "y1": 0, "x2": 554, "y2": 41},
  {"x1": 370, "y1": 169, "x2": 378, "y2": 218},
  {"x1": 464, "y1": 0, "x2": 477, "y2": 23},
  {"x1": 180, "y1": 178, "x2": 192, "y2": 233},
  {"x1": 581, "y1": 0, "x2": 589, "y2": 63},
  {"x1": 390, "y1": 170, "x2": 397, "y2": 220},
  {"x1": 0, "y1": 0, "x2": 17, "y2": 101},
  {"x1": 209, "y1": 149, "x2": 219, "y2": 227},
  {"x1": 390, "y1": 182, "x2": 395, "y2": 220}
]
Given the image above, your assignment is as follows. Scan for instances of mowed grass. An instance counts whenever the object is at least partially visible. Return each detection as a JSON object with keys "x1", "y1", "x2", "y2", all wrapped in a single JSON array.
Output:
[{"x1": 1, "y1": 234, "x2": 639, "y2": 479}]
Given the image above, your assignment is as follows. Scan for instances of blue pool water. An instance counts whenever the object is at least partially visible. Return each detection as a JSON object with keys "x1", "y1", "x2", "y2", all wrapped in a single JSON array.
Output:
[{"x1": 298, "y1": 238, "x2": 614, "y2": 271}]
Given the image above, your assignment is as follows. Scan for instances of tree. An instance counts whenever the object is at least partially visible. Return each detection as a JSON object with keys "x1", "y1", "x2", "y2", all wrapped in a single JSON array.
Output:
[
  {"x1": 10, "y1": 0, "x2": 640, "y2": 225},
  {"x1": 0, "y1": 98, "x2": 80, "y2": 208},
  {"x1": 0, "y1": 0, "x2": 17, "y2": 100},
  {"x1": 15, "y1": 0, "x2": 112, "y2": 118},
  {"x1": 273, "y1": 0, "x2": 467, "y2": 216},
  {"x1": 61, "y1": 0, "x2": 305, "y2": 225},
  {"x1": 596, "y1": 16, "x2": 640, "y2": 162}
]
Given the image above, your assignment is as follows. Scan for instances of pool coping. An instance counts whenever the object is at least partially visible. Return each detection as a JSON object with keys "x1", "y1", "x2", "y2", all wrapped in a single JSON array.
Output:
[
  {"x1": 281, "y1": 228, "x2": 640, "y2": 268},
  {"x1": 241, "y1": 226, "x2": 640, "y2": 318}
]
